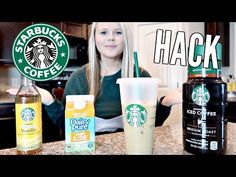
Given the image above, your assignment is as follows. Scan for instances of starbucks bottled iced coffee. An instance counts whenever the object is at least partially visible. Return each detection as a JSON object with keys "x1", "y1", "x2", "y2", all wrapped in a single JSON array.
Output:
[
  {"x1": 15, "y1": 75, "x2": 42, "y2": 155},
  {"x1": 183, "y1": 44, "x2": 227, "y2": 154}
]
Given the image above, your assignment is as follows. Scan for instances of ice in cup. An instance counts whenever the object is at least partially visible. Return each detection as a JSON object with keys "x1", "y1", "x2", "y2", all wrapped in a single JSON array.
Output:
[{"x1": 117, "y1": 78, "x2": 159, "y2": 154}]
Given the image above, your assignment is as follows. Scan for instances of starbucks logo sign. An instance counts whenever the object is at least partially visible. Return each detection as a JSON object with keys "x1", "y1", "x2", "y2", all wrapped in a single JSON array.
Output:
[
  {"x1": 125, "y1": 104, "x2": 147, "y2": 127},
  {"x1": 191, "y1": 85, "x2": 210, "y2": 106},
  {"x1": 12, "y1": 23, "x2": 69, "y2": 81}
]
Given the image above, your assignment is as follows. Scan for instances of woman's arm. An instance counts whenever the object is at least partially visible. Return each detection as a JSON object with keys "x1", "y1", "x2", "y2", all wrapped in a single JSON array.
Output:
[
  {"x1": 160, "y1": 89, "x2": 182, "y2": 107},
  {"x1": 140, "y1": 67, "x2": 182, "y2": 125},
  {"x1": 155, "y1": 89, "x2": 182, "y2": 126},
  {"x1": 44, "y1": 100, "x2": 65, "y2": 128},
  {"x1": 45, "y1": 66, "x2": 89, "y2": 128}
]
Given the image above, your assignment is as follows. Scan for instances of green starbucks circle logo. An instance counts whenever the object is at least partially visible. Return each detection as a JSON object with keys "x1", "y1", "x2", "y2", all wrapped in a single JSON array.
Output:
[
  {"x1": 21, "y1": 107, "x2": 35, "y2": 122},
  {"x1": 12, "y1": 23, "x2": 69, "y2": 81},
  {"x1": 191, "y1": 85, "x2": 210, "y2": 106},
  {"x1": 125, "y1": 104, "x2": 147, "y2": 127}
]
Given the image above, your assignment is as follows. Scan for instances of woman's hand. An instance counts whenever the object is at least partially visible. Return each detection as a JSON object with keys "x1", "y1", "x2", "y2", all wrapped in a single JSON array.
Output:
[
  {"x1": 161, "y1": 89, "x2": 182, "y2": 107},
  {"x1": 6, "y1": 86, "x2": 55, "y2": 106},
  {"x1": 36, "y1": 86, "x2": 55, "y2": 105},
  {"x1": 6, "y1": 88, "x2": 19, "y2": 95}
]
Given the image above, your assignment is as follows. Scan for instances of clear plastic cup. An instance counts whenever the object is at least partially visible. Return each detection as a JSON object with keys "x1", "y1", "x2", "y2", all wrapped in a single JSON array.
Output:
[{"x1": 117, "y1": 78, "x2": 159, "y2": 154}]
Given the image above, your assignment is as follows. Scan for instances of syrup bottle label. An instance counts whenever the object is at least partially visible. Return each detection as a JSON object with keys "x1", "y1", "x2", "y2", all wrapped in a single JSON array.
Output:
[{"x1": 15, "y1": 102, "x2": 42, "y2": 151}]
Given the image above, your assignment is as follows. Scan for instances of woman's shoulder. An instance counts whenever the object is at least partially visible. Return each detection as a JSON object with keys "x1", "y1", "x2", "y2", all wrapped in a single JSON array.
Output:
[
  {"x1": 64, "y1": 64, "x2": 89, "y2": 93},
  {"x1": 70, "y1": 64, "x2": 87, "y2": 78},
  {"x1": 66, "y1": 64, "x2": 88, "y2": 84}
]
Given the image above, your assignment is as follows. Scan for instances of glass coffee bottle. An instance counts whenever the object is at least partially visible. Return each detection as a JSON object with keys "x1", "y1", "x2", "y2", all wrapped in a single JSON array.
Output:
[
  {"x1": 15, "y1": 75, "x2": 42, "y2": 155},
  {"x1": 52, "y1": 81, "x2": 64, "y2": 102},
  {"x1": 182, "y1": 43, "x2": 227, "y2": 154}
]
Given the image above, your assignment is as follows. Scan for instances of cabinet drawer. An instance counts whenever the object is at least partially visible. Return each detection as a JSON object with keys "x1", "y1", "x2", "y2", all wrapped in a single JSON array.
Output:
[
  {"x1": 62, "y1": 22, "x2": 88, "y2": 39},
  {"x1": 226, "y1": 101, "x2": 236, "y2": 122},
  {"x1": 0, "y1": 103, "x2": 15, "y2": 117},
  {"x1": 0, "y1": 116, "x2": 16, "y2": 149}
]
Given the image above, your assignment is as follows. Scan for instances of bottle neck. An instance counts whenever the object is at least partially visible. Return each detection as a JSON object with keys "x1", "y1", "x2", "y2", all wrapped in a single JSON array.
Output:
[
  {"x1": 188, "y1": 73, "x2": 221, "y2": 79},
  {"x1": 21, "y1": 75, "x2": 35, "y2": 86},
  {"x1": 188, "y1": 61, "x2": 222, "y2": 79},
  {"x1": 18, "y1": 75, "x2": 40, "y2": 96}
]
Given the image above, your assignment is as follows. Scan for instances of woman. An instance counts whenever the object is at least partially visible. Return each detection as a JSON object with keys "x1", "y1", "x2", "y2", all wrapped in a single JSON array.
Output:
[{"x1": 9, "y1": 22, "x2": 181, "y2": 134}]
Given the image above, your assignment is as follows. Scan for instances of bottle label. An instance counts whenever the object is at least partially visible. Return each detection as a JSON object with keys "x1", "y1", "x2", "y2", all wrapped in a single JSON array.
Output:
[
  {"x1": 183, "y1": 104, "x2": 225, "y2": 152},
  {"x1": 183, "y1": 83, "x2": 227, "y2": 154},
  {"x1": 15, "y1": 102, "x2": 42, "y2": 151},
  {"x1": 188, "y1": 61, "x2": 222, "y2": 78},
  {"x1": 191, "y1": 86, "x2": 210, "y2": 106}
]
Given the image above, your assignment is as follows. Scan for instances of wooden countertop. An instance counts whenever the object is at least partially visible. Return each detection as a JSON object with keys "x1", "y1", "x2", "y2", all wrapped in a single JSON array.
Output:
[
  {"x1": 228, "y1": 97, "x2": 236, "y2": 102},
  {"x1": 1, "y1": 122, "x2": 236, "y2": 155}
]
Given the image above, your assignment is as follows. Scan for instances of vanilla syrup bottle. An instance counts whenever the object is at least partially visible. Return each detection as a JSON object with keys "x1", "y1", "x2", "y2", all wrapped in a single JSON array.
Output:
[
  {"x1": 183, "y1": 44, "x2": 227, "y2": 154},
  {"x1": 15, "y1": 75, "x2": 42, "y2": 155}
]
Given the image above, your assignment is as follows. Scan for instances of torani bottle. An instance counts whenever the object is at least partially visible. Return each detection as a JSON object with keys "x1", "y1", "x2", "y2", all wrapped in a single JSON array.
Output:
[
  {"x1": 15, "y1": 75, "x2": 42, "y2": 155},
  {"x1": 182, "y1": 44, "x2": 227, "y2": 154}
]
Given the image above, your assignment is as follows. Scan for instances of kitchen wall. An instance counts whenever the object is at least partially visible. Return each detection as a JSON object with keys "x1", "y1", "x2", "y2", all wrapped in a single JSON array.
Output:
[{"x1": 0, "y1": 66, "x2": 21, "y2": 92}]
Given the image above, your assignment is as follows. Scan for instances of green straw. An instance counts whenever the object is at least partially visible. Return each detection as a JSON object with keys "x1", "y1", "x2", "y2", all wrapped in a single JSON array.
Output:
[{"x1": 134, "y1": 51, "x2": 140, "y2": 77}]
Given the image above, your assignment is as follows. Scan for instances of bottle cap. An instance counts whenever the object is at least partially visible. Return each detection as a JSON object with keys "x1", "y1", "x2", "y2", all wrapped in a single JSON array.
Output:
[
  {"x1": 66, "y1": 95, "x2": 94, "y2": 110},
  {"x1": 188, "y1": 43, "x2": 222, "y2": 78},
  {"x1": 194, "y1": 43, "x2": 222, "y2": 61},
  {"x1": 193, "y1": 44, "x2": 204, "y2": 60},
  {"x1": 216, "y1": 43, "x2": 222, "y2": 61},
  {"x1": 57, "y1": 81, "x2": 62, "y2": 87}
]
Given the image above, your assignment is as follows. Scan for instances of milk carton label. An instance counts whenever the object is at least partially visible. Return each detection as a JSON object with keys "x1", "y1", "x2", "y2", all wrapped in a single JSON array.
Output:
[{"x1": 65, "y1": 95, "x2": 95, "y2": 153}]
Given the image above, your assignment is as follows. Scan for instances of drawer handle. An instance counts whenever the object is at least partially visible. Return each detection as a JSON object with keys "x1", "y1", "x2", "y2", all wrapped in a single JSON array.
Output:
[{"x1": 0, "y1": 117, "x2": 15, "y2": 120}]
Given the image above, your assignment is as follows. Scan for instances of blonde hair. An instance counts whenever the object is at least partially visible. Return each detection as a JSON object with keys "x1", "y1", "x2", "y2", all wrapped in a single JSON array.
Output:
[{"x1": 87, "y1": 22, "x2": 134, "y2": 99}]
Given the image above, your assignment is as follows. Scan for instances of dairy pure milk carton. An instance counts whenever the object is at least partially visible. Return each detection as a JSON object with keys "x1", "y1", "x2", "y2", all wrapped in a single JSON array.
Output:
[{"x1": 65, "y1": 95, "x2": 95, "y2": 153}]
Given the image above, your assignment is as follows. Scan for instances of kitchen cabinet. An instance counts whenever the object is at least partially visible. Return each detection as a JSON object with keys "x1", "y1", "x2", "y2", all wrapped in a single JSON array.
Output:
[
  {"x1": 35, "y1": 22, "x2": 90, "y2": 39},
  {"x1": 205, "y1": 22, "x2": 229, "y2": 66},
  {"x1": 0, "y1": 102, "x2": 16, "y2": 149},
  {"x1": 226, "y1": 101, "x2": 236, "y2": 123},
  {"x1": 61, "y1": 22, "x2": 89, "y2": 39},
  {"x1": 0, "y1": 22, "x2": 31, "y2": 62},
  {"x1": 41, "y1": 22, "x2": 61, "y2": 30}
]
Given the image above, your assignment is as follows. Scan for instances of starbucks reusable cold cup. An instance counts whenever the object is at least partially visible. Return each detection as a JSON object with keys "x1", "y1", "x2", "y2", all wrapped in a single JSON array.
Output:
[{"x1": 117, "y1": 78, "x2": 159, "y2": 154}]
